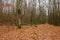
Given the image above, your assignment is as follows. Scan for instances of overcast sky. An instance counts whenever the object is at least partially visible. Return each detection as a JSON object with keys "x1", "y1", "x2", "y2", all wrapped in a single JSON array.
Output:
[
  {"x1": 2, "y1": 0, "x2": 48, "y2": 7},
  {"x1": 2, "y1": 0, "x2": 48, "y2": 15}
]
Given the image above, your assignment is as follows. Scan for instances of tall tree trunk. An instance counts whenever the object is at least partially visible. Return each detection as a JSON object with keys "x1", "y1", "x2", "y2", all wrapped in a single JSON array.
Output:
[{"x1": 16, "y1": 0, "x2": 22, "y2": 28}]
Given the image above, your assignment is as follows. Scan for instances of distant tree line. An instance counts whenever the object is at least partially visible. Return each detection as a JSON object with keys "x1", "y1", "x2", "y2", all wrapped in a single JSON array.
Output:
[
  {"x1": 48, "y1": 0, "x2": 60, "y2": 26},
  {"x1": 16, "y1": 0, "x2": 46, "y2": 28}
]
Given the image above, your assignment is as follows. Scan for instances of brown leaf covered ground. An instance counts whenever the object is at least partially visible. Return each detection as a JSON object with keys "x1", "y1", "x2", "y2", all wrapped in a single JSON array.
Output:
[{"x1": 0, "y1": 24, "x2": 60, "y2": 40}]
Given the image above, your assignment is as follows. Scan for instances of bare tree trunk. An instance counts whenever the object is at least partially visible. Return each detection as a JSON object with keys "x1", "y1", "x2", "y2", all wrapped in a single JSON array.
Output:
[{"x1": 0, "y1": 0, "x2": 2, "y2": 13}]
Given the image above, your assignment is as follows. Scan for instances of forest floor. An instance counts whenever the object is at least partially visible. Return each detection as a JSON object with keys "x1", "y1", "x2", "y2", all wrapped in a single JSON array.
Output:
[{"x1": 0, "y1": 24, "x2": 60, "y2": 40}]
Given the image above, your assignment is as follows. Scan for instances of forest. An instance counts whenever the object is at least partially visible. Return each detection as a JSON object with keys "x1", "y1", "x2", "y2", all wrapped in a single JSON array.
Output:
[
  {"x1": 0, "y1": 0, "x2": 60, "y2": 40},
  {"x1": 0, "y1": 0, "x2": 60, "y2": 26},
  {"x1": 0, "y1": 0, "x2": 60, "y2": 28}
]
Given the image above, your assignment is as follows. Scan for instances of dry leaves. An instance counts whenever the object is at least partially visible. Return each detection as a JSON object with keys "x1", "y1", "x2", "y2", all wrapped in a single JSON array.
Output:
[{"x1": 0, "y1": 24, "x2": 60, "y2": 40}]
